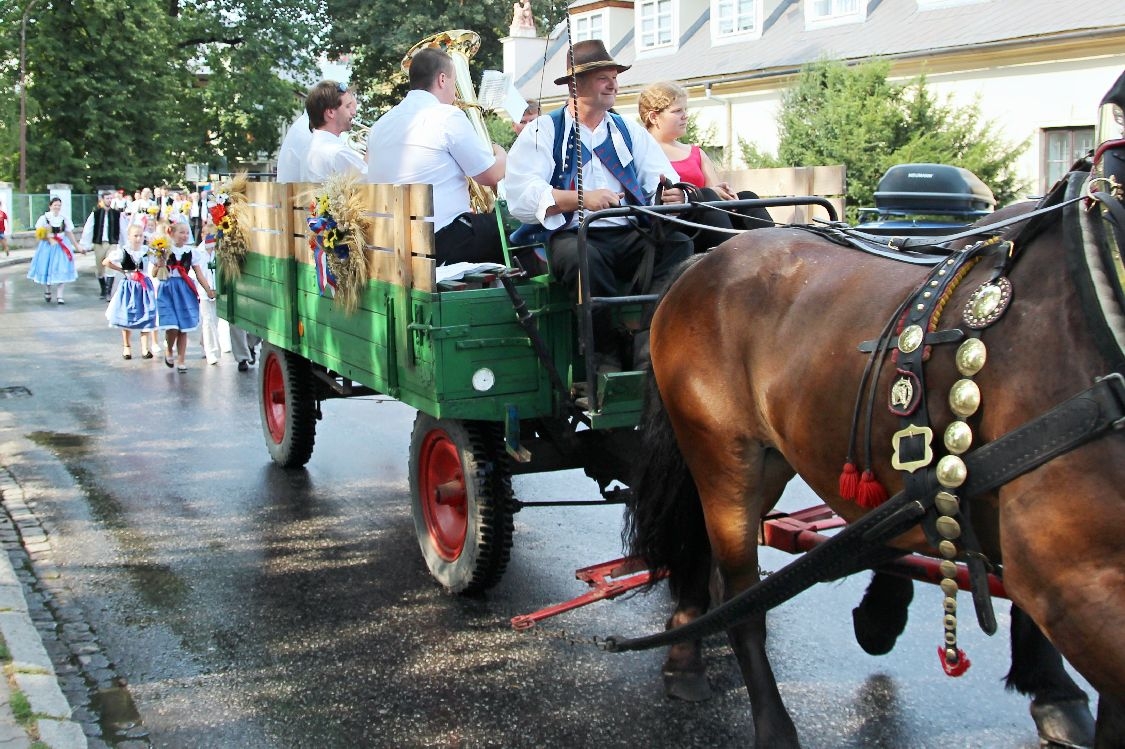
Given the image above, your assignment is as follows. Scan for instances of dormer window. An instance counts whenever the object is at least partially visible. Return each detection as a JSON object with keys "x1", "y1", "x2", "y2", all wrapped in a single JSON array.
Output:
[
  {"x1": 573, "y1": 12, "x2": 605, "y2": 42},
  {"x1": 810, "y1": 0, "x2": 859, "y2": 19},
  {"x1": 638, "y1": 0, "x2": 674, "y2": 49},
  {"x1": 715, "y1": 0, "x2": 758, "y2": 36}
]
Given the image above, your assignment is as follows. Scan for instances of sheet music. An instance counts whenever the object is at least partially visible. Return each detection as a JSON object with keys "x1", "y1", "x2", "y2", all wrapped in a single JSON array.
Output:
[{"x1": 479, "y1": 70, "x2": 528, "y2": 123}]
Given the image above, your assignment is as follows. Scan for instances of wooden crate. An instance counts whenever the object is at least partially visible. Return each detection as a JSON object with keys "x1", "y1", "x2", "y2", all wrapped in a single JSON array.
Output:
[{"x1": 717, "y1": 165, "x2": 846, "y2": 223}]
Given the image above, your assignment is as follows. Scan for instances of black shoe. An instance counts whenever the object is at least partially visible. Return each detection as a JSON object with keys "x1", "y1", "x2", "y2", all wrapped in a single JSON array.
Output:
[
  {"x1": 248, "y1": 348, "x2": 257, "y2": 365},
  {"x1": 238, "y1": 360, "x2": 249, "y2": 372},
  {"x1": 142, "y1": 351, "x2": 153, "y2": 360}
]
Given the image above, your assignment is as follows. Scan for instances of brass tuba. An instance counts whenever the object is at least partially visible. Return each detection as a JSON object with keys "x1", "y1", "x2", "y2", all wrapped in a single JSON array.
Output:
[{"x1": 402, "y1": 30, "x2": 495, "y2": 213}]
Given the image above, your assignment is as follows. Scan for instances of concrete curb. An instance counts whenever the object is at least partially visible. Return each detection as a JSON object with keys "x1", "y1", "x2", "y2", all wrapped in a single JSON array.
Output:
[{"x1": 0, "y1": 471, "x2": 87, "y2": 749}]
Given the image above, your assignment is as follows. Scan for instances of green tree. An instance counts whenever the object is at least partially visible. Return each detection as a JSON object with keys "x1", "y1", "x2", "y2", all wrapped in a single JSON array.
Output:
[
  {"x1": 325, "y1": 0, "x2": 569, "y2": 116},
  {"x1": 740, "y1": 59, "x2": 1028, "y2": 216},
  {"x1": 0, "y1": 0, "x2": 322, "y2": 192}
]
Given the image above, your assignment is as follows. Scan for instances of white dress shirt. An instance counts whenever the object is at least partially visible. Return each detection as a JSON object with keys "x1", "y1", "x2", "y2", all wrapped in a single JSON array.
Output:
[
  {"x1": 277, "y1": 112, "x2": 313, "y2": 183},
  {"x1": 366, "y1": 90, "x2": 496, "y2": 231},
  {"x1": 305, "y1": 128, "x2": 367, "y2": 183},
  {"x1": 505, "y1": 107, "x2": 675, "y2": 230}
]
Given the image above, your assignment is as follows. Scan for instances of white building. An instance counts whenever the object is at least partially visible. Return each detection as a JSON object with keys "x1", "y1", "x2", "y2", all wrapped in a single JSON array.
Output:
[{"x1": 504, "y1": 0, "x2": 1125, "y2": 195}]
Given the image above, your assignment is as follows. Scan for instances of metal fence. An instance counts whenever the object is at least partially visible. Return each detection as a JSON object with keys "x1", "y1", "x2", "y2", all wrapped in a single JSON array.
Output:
[{"x1": 7, "y1": 193, "x2": 97, "y2": 231}]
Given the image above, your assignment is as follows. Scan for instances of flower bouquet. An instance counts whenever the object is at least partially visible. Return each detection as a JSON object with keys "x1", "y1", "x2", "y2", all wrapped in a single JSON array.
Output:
[
  {"x1": 150, "y1": 235, "x2": 170, "y2": 280},
  {"x1": 306, "y1": 173, "x2": 371, "y2": 314},
  {"x1": 212, "y1": 173, "x2": 251, "y2": 280},
  {"x1": 35, "y1": 227, "x2": 49, "y2": 241}
]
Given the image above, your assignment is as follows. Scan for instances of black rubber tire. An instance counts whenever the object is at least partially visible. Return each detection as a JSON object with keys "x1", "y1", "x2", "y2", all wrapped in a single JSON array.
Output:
[
  {"x1": 408, "y1": 414, "x2": 514, "y2": 594},
  {"x1": 258, "y1": 343, "x2": 317, "y2": 468}
]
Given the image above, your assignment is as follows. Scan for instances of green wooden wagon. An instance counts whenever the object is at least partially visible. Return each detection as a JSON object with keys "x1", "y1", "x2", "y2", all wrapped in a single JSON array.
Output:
[{"x1": 219, "y1": 181, "x2": 648, "y2": 594}]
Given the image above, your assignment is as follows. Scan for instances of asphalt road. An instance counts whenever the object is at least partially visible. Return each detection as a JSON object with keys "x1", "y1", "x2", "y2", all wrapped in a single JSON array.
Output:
[{"x1": 0, "y1": 257, "x2": 1085, "y2": 748}]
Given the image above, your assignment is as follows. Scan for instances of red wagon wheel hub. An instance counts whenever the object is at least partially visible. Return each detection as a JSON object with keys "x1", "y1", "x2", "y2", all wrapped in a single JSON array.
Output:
[
  {"x1": 418, "y1": 429, "x2": 468, "y2": 562},
  {"x1": 262, "y1": 353, "x2": 287, "y2": 444}
]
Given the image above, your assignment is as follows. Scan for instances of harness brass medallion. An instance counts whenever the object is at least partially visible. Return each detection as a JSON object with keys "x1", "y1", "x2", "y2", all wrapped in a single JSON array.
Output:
[
  {"x1": 963, "y1": 277, "x2": 1013, "y2": 329},
  {"x1": 898, "y1": 324, "x2": 925, "y2": 354},
  {"x1": 889, "y1": 369, "x2": 921, "y2": 416}
]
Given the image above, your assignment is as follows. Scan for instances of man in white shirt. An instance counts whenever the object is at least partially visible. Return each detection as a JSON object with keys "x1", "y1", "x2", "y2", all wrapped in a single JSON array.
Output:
[
  {"x1": 305, "y1": 80, "x2": 367, "y2": 182},
  {"x1": 277, "y1": 111, "x2": 312, "y2": 183},
  {"x1": 367, "y1": 47, "x2": 506, "y2": 265},
  {"x1": 505, "y1": 40, "x2": 691, "y2": 371}
]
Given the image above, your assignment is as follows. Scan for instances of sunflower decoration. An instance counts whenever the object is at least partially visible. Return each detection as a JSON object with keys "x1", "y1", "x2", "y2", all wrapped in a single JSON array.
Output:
[
  {"x1": 146, "y1": 205, "x2": 160, "y2": 217},
  {"x1": 212, "y1": 172, "x2": 251, "y2": 280},
  {"x1": 35, "y1": 226, "x2": 49, "y2": 241},
  {"x1": 149, "y1": 235, "x2": 171, "y2": 280},
  {"x1": 305, "y1": 172, "x2": 371, "y2": 314}
]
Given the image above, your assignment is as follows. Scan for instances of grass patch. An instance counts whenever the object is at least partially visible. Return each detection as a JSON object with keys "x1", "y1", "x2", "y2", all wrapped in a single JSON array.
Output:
[{"x1": 9, "y1": 689, "x2": 31, "y2": 726}]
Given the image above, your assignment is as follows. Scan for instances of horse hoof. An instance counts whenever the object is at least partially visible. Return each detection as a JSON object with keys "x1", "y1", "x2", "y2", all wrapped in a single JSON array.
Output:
[
  {"x1": 662, "y1": 669, "x2": 712, "y2": 702},
  {"x1": 1031, "y1": 698, "x2": 1095, "y2": 749},
  {"x1": 852, "y1": 604, "x2": 901, "y2": 656}
]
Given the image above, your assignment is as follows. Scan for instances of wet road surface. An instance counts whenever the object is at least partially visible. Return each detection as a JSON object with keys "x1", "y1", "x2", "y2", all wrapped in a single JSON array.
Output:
[{"x1": 0, "y1": 259, "x2": 1087, "y2": 747}]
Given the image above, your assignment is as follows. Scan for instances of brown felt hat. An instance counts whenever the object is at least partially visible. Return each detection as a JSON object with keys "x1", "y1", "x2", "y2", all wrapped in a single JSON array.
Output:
[{"x1": 553, "y1": 40, "x2": 630, "y2": 86}]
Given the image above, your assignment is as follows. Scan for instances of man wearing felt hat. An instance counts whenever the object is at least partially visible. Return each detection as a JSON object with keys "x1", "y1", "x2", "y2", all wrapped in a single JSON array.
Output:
[{"x1": 506, "y1": 39, "x2": 692, "y2": 372}]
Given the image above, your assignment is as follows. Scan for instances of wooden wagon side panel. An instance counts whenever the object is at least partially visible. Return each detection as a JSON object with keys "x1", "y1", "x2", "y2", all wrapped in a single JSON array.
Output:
[
  {"x1": 718, "y1": 165, "x2": 846, "y2": 224},
  {"x1": 219, "y1": 181, "x2": 295, "y2": 349}
]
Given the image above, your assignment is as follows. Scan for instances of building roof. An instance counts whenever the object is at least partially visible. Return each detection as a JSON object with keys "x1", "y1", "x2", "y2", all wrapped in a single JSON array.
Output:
[{"x1": 514, "y1": 0, "x2": 1125, "y2": 101}]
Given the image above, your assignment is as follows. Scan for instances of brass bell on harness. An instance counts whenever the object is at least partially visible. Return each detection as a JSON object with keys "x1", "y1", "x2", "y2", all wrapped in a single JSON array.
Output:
[
  {"x1": 949, "y1": 379, "x2": 981, "y2": 418},
  {"x1": 939, "y1": 540, "x2": 958, "y2": 559},
  {"x1": 955, "y1": 338, "x2": 987, "y2": 376},
  {"x1": 940, "y1": 578, "x2": 960, "y2": 597},
  {"x1": 936, "y1": 515, "x2": 962, "y2": 540},
  {"x1": 936, "y1": 455, "x2": 968, "y2": 488},
  {"x1": 935, "y1": 490, "x2": 960, "y2": 516},
  {"x1": 939, "y1": 559, "x2": 958, "y2": 579},
  {"x1": 944, "y1": 421, "x2": 973, "y2": 455}
]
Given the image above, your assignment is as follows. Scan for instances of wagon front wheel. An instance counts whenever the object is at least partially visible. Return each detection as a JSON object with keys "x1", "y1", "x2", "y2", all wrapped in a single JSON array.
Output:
[
  {"x1": 409, "y1": 414, "x2": 514, "y2": 594},
  {"x1": 259, "y1": 343, "x2": 317, "y2": 468}
]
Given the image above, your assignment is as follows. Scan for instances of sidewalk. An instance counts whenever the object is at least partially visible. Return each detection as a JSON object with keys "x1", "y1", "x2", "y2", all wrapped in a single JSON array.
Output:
[{"x1": 0, "y1": 243, "x2": 90, "y2": 747}]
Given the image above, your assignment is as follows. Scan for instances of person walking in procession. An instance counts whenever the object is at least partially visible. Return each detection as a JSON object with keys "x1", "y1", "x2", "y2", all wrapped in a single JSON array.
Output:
[
  {"x1": 28, "y1": 196, "x2": 84, "y2": 304},
  {"x1": 103, "y1": 223, "x2": 157, "y2": 360},
  {"x1": 80, "y1": 191, "x2": 124, "y2": 299}
]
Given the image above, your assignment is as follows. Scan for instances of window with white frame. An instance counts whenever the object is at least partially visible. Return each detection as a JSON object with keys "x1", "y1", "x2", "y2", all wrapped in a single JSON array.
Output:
[
  {"x1": 715, "y1": 0, "x2": 757, "y2": 36},
  {"x1": 808, "y1": 0, "x2": 860, "y2": 19},
  {"x1": 639, "y1": 0, "x2": 674, "y2": 49},
  {"x1": 572, "y1": 12, "x2": 604, "y2": 42},
  {"x1": 1042, "y1": 126, "x2": 1094, "y2": 192}
]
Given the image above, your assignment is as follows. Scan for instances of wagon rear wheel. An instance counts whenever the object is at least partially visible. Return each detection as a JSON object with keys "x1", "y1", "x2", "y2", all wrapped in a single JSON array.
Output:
[
  {"x1": 408, "y1": 414, "x2": 514, "y2": 594},
  {"x1": 258, "y1": 343, "x2": 317, "y2": 468}
]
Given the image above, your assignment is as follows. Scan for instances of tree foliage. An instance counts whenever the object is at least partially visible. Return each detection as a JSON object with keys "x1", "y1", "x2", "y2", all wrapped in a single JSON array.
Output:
[
  {"x1": 324, "y1": 0, "x2": 569, "y2": 117},
  {"x1": 740, "y1": 59, "x2": 1028, "y2": 214},
  {"x1": 0, "y1": 0, "x2": 322, "y2": 192}
]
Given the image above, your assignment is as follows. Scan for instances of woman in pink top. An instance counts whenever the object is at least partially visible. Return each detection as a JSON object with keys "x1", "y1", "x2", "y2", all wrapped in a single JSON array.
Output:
[{"x1": 639, "y1": 81, "x2": 771, "y2": 251}]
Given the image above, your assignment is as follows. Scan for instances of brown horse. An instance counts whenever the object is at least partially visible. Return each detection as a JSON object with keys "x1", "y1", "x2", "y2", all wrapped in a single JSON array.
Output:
[{"x1": 619, "y1": 175, "x2": 1125, "y2": 747}]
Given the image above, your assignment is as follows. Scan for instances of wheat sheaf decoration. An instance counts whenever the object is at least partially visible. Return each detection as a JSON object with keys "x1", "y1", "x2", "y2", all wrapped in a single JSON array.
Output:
[
  {"x1": 211, "y1": 172, "x2": 251, "y2": 281},
  {"x1": 305, "y1": 173, "x2": 372, "y2": 314}
]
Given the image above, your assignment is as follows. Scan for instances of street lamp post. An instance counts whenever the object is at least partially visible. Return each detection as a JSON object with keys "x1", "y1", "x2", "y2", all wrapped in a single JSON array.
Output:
[{"x1": 19, "y1": 0, "x2": 41, "y2": 192}]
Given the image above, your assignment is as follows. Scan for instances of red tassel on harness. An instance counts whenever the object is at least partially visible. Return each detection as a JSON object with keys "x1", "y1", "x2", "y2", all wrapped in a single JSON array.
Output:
[
  {"x1": 938, "y1": 646, "x2": 971, "y2": 677},
  {"x1": 855, "y1": 470, "x2": 889, "y2": 508},
  {"x1": 838, "y1": 461, "x2": 859, "y2": 500}
]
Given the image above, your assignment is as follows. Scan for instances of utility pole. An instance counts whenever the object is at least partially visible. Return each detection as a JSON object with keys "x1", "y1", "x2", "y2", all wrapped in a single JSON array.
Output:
[{"x1": 19, "y1": 0, "x2": 41, "y2": 192}]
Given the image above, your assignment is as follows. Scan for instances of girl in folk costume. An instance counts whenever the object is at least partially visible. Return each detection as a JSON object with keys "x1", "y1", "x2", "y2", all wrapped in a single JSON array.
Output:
[
  {"x1": 28, "y1": 196, "x2": 84, "y2": 303},
  {"x1": 152, "y1": 221, "x2": 215, "y2": 372},
  {"x1": 103, "y1": 223, "x2": 157, "y2": 360},
  {"x1": 194, "y1": 218, "x2": 221, "y2": 365}
]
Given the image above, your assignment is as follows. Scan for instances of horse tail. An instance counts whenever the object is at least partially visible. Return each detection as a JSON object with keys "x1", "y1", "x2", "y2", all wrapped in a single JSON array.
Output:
[{"x1": 623, "y1": 256, "x2": 709, "y2": 588}]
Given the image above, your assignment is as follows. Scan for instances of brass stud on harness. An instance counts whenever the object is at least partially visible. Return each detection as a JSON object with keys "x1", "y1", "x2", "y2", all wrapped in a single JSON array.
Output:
[
  {"x1": 936, "y1": 455, "x2": 967, "y2": 488},
  {"x1": 944, "y1": 421, "x2": 973, "y2": 455},
  {"x1": 949, "y1": 379, "x2": 981, "y2": 418}
]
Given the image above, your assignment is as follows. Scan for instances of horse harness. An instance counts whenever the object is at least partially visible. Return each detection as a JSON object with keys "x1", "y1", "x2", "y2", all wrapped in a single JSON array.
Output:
[
  {"x1": 604, "y1": 163, "x2": 1125, "y2": 660},
  {"x1": 822, "y1": 164, "x2": 1125, "y2": 675}
]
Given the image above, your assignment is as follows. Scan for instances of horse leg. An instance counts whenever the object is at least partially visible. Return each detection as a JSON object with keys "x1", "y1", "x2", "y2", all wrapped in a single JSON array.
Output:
[
  {"x1": 710, "y1": 448, "x2": 800, "y2": 749},
  {"x1": 851, "y1": 572, "x2": 914, "y2": 656},
  {"x1": 1007, "y1": 604, "x2": 1096, "y2": 748},
  {"x1": 662, "y1": 543, "x2": 714, "y2": 702},
  {"x1": 1095, "y1": 692, "x2": 1125, "y2": 749}
]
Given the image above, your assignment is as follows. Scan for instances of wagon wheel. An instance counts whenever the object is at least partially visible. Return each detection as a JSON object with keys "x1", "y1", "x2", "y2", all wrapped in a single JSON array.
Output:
[
  {"x1": 408, "y1": 414, "x2": 514, "y2": 594},
  {"x1": 258, "y1": 343, "x2": 317, "y2": 468}
]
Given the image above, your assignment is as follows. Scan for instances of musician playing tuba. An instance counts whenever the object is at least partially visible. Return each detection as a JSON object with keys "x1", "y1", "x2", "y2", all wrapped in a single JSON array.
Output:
[
  {"x1": 366, "y1": 42, "x2": 507, "y2": 266},
  {"x1": 304, "y1": 80, "x2": 368, "y2": 183}
]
